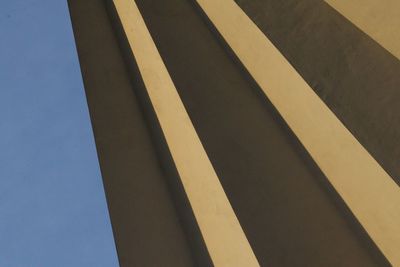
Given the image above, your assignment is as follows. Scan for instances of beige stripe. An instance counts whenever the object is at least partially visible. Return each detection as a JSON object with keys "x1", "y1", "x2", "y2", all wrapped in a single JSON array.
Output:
[
  {"x1": 196, "y1": 0, "x2": 400, "y2": 265},
  {"x1": 111, "y1": 0, "x2": 259, "y2": 266},
  {"x1": 325, "y1": 0, "x2": 400, "y2": 60}
]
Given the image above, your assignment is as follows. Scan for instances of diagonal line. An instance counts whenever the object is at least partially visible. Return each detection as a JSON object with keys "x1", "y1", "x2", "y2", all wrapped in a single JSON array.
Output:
[
  {"x1": 325, "y1": 0, "x2": 400, "y2": 60},
  {"x1": 195, "y1": 0, "x2": 400, "y2": 265},
  {"x1": 111, "y1": 0, "x2": 260, "y2": 266}
]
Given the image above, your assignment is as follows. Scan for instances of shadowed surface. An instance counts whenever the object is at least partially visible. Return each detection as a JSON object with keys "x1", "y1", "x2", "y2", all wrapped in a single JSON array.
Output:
[
  {"x1": 67, "y1": 0, "x2": 198, "y2": 266},
  {"x1": 235, "y1": 0, "x2": 400, "y2": 186},
  {"x1": 134, "y1": 0, "x2": 389, "y2": 266}
]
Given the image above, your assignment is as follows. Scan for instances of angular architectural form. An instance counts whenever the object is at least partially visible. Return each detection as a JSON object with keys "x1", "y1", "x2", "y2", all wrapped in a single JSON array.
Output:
[{"x1": 68, "y1": 0, "x2": 400, "y2": 266}]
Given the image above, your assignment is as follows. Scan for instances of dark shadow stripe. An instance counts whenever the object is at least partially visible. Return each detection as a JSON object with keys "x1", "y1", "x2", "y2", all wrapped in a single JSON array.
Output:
[
  {"x1": 67, "y1": 0, "x2": 202, "y2": 266},
  {"x1": 235, "y1": 0, "x2": 400, "y2": 186},
  {"x1": 104, "y1": 1, "x2": 213, "y2": 265},
  {"x1": 134, "y1": 0, "x2": 390, "y2": 266}
]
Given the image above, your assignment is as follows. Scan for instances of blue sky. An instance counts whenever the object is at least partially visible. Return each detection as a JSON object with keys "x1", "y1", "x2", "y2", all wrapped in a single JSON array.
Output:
[{"x1": 0, "y1": 1, "x2": 119, "y2": 266}]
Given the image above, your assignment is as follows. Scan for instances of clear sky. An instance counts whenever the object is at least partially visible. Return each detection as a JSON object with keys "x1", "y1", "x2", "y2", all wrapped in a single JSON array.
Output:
[{"x1": 0, "y1": 0, "x2": 119, "y2": 266}]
